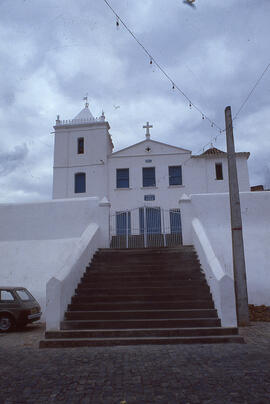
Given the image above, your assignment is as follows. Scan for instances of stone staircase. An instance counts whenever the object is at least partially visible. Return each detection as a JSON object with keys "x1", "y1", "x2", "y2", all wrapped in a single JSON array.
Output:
[{"x1": 40, "y1": 246, "x2": 244, "y2": 347}]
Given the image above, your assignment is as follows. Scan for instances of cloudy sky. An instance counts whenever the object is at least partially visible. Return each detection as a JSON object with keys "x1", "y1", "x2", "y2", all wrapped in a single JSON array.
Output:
[{"x1": 0, "y1": 0, "x2": 269, "y2": 202}]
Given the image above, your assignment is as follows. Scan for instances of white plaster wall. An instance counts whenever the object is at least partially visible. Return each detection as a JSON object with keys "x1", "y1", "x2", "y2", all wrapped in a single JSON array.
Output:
[
  {"x1": 0, "y1": 197, "x2": 110, "y2": 318},
  {"x1": 0, "y1": 197, "x2": 100, "y2": 241},
  {"x1": 109, "y1": 151, "x2": 191, "y2": 212},
  {"x1": 181, "y1": 191, "x2": 270, "y2": 306},
  {"x1": 204, "y1": 157, "x2": 250, "y2": 193},
  {"x1": 0, "y1": 238, "x2": 78, "y2": 319},
  {"x1": 53, "y1": 122, "x2": 112, "y2": 199}
]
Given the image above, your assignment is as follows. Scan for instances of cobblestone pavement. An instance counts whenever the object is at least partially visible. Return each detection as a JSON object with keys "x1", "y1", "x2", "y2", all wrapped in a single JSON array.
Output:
[{"x1": 0, "y1": 322, "x2": 270, "y2": 404}]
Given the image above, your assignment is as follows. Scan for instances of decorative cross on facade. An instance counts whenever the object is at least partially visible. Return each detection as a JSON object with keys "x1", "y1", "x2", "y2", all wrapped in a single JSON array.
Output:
[{"x1": 143, "y1": 121, "x2": 153, "y2": 139}]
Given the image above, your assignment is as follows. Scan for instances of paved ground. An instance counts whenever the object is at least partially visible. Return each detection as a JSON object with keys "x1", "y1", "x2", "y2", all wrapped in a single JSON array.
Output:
[{"x1": 0, "y1": 322, "x2": 270, "y2": 404}]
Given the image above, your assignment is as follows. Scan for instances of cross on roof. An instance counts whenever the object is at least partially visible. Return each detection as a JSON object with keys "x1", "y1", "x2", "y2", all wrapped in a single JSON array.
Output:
[
  {"x1": 143, "y1": 121, "x2": 153, "y2": 139},
  {"x1": 83, "y1": 94, "x2": 89, "y2": 108}
]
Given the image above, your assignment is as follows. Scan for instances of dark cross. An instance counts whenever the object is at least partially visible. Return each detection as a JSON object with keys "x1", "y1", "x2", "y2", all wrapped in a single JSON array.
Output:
[{"x1": 145, "y1": 147, "x2": 151, "y2": 152}]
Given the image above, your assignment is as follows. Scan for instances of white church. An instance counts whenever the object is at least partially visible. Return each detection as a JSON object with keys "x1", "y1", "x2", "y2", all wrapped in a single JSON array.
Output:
[
  {"x1": 52, "y1": 100, "x2": 250, "y2": 248},
  {"x1": 0, "y1": 100, "x2": 269, "y2": 332}
]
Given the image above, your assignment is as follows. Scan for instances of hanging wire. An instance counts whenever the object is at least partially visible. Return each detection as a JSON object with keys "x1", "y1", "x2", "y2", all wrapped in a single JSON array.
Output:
[
  {"x1": 103, "y1": 0, "x2": 270, "y2": 160},
  {"x1": 233, "y1": 62, "x2": 270, "y2": 121},
  {"x1": 103, "y1": 0, "x2": 224, "y2": 133}
]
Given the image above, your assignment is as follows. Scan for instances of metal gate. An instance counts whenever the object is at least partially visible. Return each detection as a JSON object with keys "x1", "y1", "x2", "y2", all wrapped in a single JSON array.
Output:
[{"x1": 110, "y1": 207, "x2": 182, "y2": 249}]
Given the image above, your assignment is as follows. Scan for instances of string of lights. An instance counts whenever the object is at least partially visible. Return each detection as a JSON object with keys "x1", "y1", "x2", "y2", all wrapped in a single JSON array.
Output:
[
  {"x1": 103, "y1": 0, "x2": 224, "y2": 135},
  {"x1": 233, "y1": 61, "x2": 270, "y2": 121},
  {"x1": 103, "y1": 0, "x2": 269, "y2": 157}
]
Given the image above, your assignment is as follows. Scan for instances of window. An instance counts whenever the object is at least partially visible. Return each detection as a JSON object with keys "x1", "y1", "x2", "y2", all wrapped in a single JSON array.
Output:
[
  {"x1": 16, "y1": 290, "x2": 33, "y2": 301},
  {"x1": 77, "y1": 137, "x2": 84, "y2": 154},
  {"x1": 75, "y1": 173, "x2": 86, "y2": 193},
  {"x1": 144, "y1": 195, "x2": 155, "y2": 201},
  {"x1": 215, "y1": 163, "x2": 223, "y2": 180},
  {"x1": 0, "y1": 290, "x2": 15, "y2": 301},
  {"x1": 116, "y1": 211, "x2": 131, "y2": 236},
  {"x1": 169, "y1": 166, "x2": 182, "y2": 185},
  {"x1": 116, "y1": 169, "x2": 129, "y2": 188},
  {"x1": 143, "y1": 167, "x2": 156, "y2": 187}
]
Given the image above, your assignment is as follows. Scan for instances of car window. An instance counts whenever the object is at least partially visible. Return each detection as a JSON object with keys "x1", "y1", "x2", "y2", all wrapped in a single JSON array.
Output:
[
  {"x1": 16, "y1": 290, "x2": 33, "y2": 301},
  {"x1": 0, "y1": 290, "x2": 15, "y2": 301}
]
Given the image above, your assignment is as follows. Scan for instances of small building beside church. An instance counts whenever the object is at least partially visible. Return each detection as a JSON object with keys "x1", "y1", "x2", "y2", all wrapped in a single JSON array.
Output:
[{"x1": 53, "y1": 101, "x2": 250, "y2": 246}]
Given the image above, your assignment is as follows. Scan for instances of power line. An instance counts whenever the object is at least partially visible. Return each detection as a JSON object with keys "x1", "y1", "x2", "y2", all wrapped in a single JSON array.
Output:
[
  {"x1": 103, "y1": 0, "x2": 224, "y2": 133},
  {"x1": 233, "y1": 62, "x2": 270, "y2": 121}
]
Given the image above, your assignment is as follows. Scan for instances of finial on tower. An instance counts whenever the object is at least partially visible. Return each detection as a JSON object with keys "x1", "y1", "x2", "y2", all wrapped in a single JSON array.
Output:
[
  {"x1": 99, "y1": 110, "x2": 105, "y2": 121},
  {"x1": 83, "y1": 94, "x2": 89, "y2": 108},
  {"x1": 143, "y1": 121, "x2": 153, "y2": 139}
]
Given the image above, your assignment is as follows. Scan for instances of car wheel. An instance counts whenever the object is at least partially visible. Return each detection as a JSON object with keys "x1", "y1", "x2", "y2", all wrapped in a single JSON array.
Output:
[{"x1": 0, "y1": 315, "x2": 15, "y2": 332}]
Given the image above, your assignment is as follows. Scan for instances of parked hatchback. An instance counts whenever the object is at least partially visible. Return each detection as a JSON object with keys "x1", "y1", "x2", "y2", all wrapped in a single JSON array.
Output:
[{"x1": 0, "y1": 287, "x2": 42, "y2": 332}]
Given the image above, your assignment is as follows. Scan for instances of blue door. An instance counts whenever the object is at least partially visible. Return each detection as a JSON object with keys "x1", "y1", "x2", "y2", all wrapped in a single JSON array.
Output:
[
  {"x1": 139, "y1": 207, "x2": 161, "y2": 234},
  {"x1": 116, "y1": 211, "x2": 131, "y2": 236},
  {"x1": 170, "y1": 209, "x2": 182, "y2": 234}
]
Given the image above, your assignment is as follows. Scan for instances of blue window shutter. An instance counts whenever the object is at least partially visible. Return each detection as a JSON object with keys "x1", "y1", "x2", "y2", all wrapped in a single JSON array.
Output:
[
  {"x1": 75, "y1": 173, "x2": 86, "y2": 193},
  {"x1": 116, "y1": 169, "x2": 129, "y2": 188},
  {"x1": 169, "y1": 166, "x2": 182, "y2": 185},
  {"x1": 143, "y1": 167, "x2": 156, "y2": 187}
]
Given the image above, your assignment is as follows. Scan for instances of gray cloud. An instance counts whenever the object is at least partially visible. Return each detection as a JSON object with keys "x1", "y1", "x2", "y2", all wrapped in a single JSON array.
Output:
[
  {"x1": 0, "y1": 0, "x2": 269, "y2": 201},
  {"x1": 0, "y1": 143, "x2": 28, "y2": 176}
]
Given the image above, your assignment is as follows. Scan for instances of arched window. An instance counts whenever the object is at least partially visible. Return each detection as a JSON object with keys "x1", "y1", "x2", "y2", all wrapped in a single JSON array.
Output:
[{"x1": 75, "y1": 173, "x2": 86, "y2": 193}]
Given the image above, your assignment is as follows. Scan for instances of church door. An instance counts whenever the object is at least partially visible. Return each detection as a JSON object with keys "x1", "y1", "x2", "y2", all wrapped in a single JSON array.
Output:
[
  {"x1": 139, "y1": 207, "x2": 161, "y2": 234},
  {"x1": 116, "y1": 211, "x2": 131, "y2": 236}
]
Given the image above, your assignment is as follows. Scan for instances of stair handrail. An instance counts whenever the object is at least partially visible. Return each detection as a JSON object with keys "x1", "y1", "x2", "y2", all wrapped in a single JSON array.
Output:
[
  {"x1": 45, "y1": 223, "x2": 100, "y2": 331},
  {"x1": 192, "y1": 218, "x2": 237, "y2": 327}
]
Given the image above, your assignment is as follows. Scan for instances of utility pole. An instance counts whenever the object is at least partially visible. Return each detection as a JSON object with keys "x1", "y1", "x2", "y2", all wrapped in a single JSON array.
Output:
[{"x1": 225, "y1": 106, "x2": 249, "y2": 326}]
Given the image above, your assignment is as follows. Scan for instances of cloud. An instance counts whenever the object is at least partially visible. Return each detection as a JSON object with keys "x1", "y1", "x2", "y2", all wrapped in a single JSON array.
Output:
[
  {"x1": 0, "y1": 0, "x2": 269, "y2": 202},
  {"x1": 0, "y1": 143, "x2": 29, "y2": 176}
]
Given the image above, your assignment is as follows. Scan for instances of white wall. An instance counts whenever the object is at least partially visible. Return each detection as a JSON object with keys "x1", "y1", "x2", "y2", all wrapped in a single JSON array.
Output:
[
  {"x1": 0, "y1": 197, "x2": 110, "y2": 318},
  {"x1": 180, "y1": 191, "x2": 270, "y2": 306}
]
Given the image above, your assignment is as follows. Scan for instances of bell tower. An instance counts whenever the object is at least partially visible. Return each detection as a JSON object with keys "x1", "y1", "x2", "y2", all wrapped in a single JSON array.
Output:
[{"x1": 52, "y1": 99, "x2": 113, "y2": 199}]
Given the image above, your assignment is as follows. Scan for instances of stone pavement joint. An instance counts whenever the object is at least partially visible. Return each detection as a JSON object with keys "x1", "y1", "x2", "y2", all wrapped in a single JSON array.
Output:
[{"x1": 0, "y1": 322, "x2": 270, "y2": 404}]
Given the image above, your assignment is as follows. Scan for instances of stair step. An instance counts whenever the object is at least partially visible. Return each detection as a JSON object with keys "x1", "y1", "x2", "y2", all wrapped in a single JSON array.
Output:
[
  {"x1": 61, "y1": 318, "x2": 221, "y2": 330},
  {"x1": 82, "y1": 272, "x2": 204, "y2": 281},
  {"x1": 45, "y1": 327, "x2": 240, "y2": 339},
  {"x1": 72, "y1": 294, "x2": 213, "y2": 303},
  {"x1": 76, "y1": 286, "x2": 210, "y2": 296},
  {"x1": 65, "y1": 309, "x2": 218, "y2": 321},
  {"x1": 87, "y1": 266, "x2": 201, "y2": 273},
  {"x1": 90, "y1": 261, "x2": 199, "y2": 268},
  {"x1": 98, "y1": 247, "x2": 195, "y2": 253},
  {"x1": 83, "y1": 271, "x2": 203, "y2": 280},
  {"x1": 68, "y1": 300, "x2": 215, "y2": 311},
  {"x1": 78, "y1": 280, "x2": 206, "y2": 288},
  {"x1": 40, "y1": 334, "x2": 244, "y2": 348}
]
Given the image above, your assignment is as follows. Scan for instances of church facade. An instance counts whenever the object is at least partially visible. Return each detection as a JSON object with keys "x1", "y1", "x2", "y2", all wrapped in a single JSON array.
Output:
[{"x1": 53, "y1": 102, "x2": 250, "y2": 246}]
